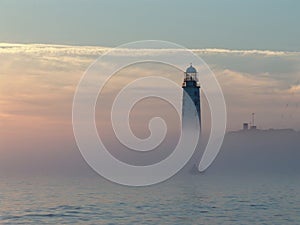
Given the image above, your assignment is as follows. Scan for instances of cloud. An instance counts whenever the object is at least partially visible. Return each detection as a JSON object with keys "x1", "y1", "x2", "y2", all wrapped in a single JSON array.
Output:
[
  {"x1": 0, "y1": 42, "x2": 299, "y2": 132},
  {"x1": 2, "y1": 42, "x2": 299, "y2": 78},
  {"x1": 0, "y1": 43, "x2": 109, "y2": 57},
  {"x1": 214, "y1": 68, "x2": 300, "y2": 129},
  {"x1": 289, "y1": 84, "x2": 300, "y2": 94},
  {"x1": 0, "y1": 42, "x2": 300, "y2": 177},
  {"x1": 192, "y1": 48, "x2": 299, "y2": 57},
  {"x1": 1, "y1": 43, "x2": 300, "y2": 57},
  {"x1": 2, "y1": 43, "x2": 300, "y2": 176}
]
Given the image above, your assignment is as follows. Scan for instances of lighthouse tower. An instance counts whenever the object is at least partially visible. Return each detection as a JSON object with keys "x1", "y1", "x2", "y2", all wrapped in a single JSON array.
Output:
[{"x1": 182, "y1": 64, "x2": 201, "y2": 129}]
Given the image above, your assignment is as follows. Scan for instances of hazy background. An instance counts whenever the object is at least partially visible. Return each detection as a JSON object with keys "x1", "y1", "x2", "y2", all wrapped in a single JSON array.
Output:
[
  {"x1": 0, "y1": 0, "x2": 300, "y2": 176},
  {"x1": 0, "y1": 44, "x2": 299, "y2": 176}
]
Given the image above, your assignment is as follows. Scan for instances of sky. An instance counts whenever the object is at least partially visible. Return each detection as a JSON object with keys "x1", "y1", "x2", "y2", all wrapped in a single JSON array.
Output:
[
  {"x1": 0, "y1": 0, "x2": 300, "y2": 50},
  {"x1": 0, "y1": 1, "x2": 300, "y2": 175}
]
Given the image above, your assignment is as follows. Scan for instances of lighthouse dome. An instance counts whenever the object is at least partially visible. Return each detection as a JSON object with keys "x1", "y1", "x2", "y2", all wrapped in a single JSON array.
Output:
[{"x1": 186, "y1": 65, "x2": 197, "y2": 73}]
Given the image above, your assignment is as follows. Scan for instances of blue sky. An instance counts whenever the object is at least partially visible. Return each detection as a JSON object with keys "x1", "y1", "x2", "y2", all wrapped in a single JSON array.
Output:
[{"x1": 1, "y1": 0, "x2": 300, "y2": 50}]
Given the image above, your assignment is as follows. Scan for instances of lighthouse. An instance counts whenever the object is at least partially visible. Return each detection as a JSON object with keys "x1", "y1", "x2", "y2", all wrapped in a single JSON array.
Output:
[{"x1": 182, "y1": 64, "x2": 201, "y2": 130}]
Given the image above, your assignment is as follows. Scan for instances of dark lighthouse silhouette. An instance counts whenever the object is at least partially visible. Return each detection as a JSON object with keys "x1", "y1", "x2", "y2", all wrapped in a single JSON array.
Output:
[{"x1": 182, "y1": 64, "x2": 201, "y2": 130}]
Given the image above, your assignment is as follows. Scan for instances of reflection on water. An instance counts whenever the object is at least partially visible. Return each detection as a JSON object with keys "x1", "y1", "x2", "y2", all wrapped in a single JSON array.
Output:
[{"x1": 0, "y1": 174, "x2": 299, "y2": 224}]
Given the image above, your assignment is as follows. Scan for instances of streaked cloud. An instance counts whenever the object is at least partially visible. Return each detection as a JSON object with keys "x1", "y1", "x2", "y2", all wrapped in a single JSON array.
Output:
[
  {"x1": 1, "y1": 43, "x2": 300, "y2": 57},
  {"x1": 193, "y1": 48, "x2": 298, "y2": 56}
]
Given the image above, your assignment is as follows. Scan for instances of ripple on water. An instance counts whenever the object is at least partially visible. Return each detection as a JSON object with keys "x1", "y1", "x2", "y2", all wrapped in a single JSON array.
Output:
[{"x1": 0, "y1": 176, "x2": 300, "y2": 224}]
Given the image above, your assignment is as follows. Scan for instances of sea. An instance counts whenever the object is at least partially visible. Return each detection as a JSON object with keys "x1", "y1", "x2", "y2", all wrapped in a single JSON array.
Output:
[{"x1": 0, "y1": 173, "x2": 299, "y2": 225}]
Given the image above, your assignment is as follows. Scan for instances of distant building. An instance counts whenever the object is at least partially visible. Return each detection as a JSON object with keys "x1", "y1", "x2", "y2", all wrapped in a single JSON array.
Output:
[
  {"x1": 243, "y1": 123, "x2": 249, "y2": 130},
  {"x1": 243, "y1": 113, "x2": 257, "y2": 131}
]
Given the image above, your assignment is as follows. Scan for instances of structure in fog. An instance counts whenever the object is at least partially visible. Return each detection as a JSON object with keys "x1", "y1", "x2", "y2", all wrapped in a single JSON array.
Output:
[
  {"x1": 182, "y1": 64, "x2": 201, "y2": 129},
  {"x1": 243, "y1": 113, "x2": 257, "y2": 130}
]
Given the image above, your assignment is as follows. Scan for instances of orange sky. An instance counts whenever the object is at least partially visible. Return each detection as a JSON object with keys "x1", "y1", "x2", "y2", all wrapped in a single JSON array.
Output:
[{"x1": 1, "y1": 43, "x2": 300, "y2": 174}]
